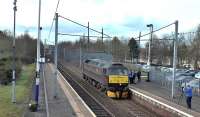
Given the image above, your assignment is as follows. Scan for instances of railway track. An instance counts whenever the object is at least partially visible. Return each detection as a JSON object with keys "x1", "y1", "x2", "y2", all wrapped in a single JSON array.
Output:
[
  {"x1": 58, "y1": 62, "x2": 159, "y2": 117},
  {"x1": 58, "y1": 64, "x2": 113, "y2": 117}
]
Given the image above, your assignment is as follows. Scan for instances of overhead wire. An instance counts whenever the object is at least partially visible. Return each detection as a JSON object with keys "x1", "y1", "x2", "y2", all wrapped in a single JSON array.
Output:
[
  {"x1": 58, "y1": 15, "x2": 112, "y2": 38},
  {"x1": 134, "y1": 22, "x2": 175, "y2": 40},
  {"x1": 47, "y1": 0, "x2": 61, "y2": 41},
  {"x1": 135, "y1": 38, "x2": 174, "y2": 41},
  {"x1": 136, "y1": 31, "x2": 200, "y2": 42},
  {"x1": 49, "y1": 7, "x2": 200, "y2": 44},
  {"x1": 58, "y1": 33, "x2": 112, "y2": 38}
]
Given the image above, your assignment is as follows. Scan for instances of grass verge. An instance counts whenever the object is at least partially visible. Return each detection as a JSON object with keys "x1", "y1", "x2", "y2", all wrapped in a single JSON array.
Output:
[{"x1": 0, "y1": 64, "x2": 35, "y2": 117}]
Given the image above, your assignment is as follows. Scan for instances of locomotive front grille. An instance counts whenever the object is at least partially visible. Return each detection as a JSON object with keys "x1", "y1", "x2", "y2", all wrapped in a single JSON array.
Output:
[{"x1": 108, "y1": 75, "x2": 128, "y2": 84}]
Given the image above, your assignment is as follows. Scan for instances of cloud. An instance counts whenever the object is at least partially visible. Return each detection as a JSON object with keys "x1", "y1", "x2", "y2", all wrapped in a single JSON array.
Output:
[{"x1": 1, "y1": 0, "x2": 200, "y2": 42}]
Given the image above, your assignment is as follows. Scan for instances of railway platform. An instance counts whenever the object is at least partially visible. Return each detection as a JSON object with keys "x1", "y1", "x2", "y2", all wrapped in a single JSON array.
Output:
[
  {"x1": 25, "y1": 63, "x2": 94, "y2": 117},
  {"x1": 45, "y1": 64, "x2": 94, "y2": 117},
  {"x1": 130, "y1": 79, "x2": 200, "y2": 117}
]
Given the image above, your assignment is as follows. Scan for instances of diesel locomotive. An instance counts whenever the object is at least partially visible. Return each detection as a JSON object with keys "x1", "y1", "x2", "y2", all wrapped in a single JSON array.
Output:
[{"x1": 82, "y1": 59, "x2": 131, "y2": 99}]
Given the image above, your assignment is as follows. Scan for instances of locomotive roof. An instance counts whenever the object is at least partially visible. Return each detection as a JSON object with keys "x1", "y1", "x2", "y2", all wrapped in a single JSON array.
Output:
[{"x1": 85, "y1": 59, "x2": 125, "y2": 68}]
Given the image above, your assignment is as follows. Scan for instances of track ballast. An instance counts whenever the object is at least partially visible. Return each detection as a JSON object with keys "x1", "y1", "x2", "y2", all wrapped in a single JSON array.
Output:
[{"x1": 58, "y1": 64, "x2": 113, "y2": 117}]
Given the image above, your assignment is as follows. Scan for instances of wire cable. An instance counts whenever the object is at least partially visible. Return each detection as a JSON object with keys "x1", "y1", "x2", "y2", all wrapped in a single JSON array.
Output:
[
  {"x1": 135, "y1": 38, "x2": 174, "y2": 41},
  {"x1": 134, "y1": 22, "x2": 175, "y2": 39},
  {"x1": 58, "y1": 15, "x2": 112, "y2": 38},
  {"x1": 47, "y1": 0, "x2": 61, "y2": 41},
  {"x1": 58, "y1": 33, "x2": 112, "y2": 38}
]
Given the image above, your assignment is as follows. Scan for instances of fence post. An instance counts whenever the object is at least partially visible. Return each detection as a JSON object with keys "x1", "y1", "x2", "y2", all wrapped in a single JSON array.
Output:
[{"x1": 172, "y1": 20, "x2": 178, "y2": 98}]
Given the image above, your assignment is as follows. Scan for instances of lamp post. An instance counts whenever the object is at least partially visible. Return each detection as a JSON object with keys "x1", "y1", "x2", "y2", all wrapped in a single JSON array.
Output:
[
  {"x1": 87, "y1": 22, "x2": 89, "y2": 52},
  {"x1": 138, "y1": 32, "x2": 141, "y2": 63},
  {"x1": 54, "y1": 13, "x2": 58, "y2": 98},
  {"x1": 146, "y1": 24, "x2": 153, "y2": 66},
  {"x1": 12, "y1": 0, "x2": 17, "y2": 103},
  {"x1": 35, "y1": 0, "x2": 41, "y2": 106}
]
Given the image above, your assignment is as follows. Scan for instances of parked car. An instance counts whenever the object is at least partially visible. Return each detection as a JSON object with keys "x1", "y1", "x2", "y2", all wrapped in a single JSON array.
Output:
[
  {"x1": 162, "y1": 67, "x2": 171, "y2": 73},
  {"x1": 166, "y1": 74, "x2": 194, "y2": 82},
  {"x1": 182, "y1": 70, "x2": 198, "y2": 77},
  {"x1": 183, "y1": 64, "x2": 194, "y2": 70},
  {"x1": 142, "y1": 65, "x2": 150, "y2": 72},
  {"x1": 181, "y1": 79, "x2": 200, "y2": 88},
  {"x1": 195, "y1": 72, "x2": 200, "y2": 79},
  {"x1": 176, "y1": 75, "x2": 194, "y2": 82}
]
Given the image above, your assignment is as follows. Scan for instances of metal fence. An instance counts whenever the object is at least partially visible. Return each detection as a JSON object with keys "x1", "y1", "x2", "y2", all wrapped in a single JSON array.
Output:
[
  {"x1": 149, "y1": 66, "x2": 200, "y2": 96},
  {"x1": 124, "y1": 63, "x2": 200, "y2": 96}
]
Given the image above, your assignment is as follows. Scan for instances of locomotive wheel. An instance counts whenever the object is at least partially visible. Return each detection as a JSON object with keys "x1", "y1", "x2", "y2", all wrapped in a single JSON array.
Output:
[
  {"x1": 83, "y1": 74, "x2": 86, "y2": 79},
  {"x1": 96, "y1": 83, "x2": 101, "y2": 89},
  {"x1": 100, "y1": 87, "x2": 106, "y2": 92}
]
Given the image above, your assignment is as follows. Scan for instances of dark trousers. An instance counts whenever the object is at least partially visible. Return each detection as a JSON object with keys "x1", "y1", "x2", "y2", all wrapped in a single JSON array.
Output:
[
  {"x1": 137, "y1": 75, "x2": 141, "y2": 82},
  {"x1": 186, "y1": 96, "x2": 192, "y2": 109},
  {"x1": 130, "y1": 78, "x2": 135, "y2": 84},
  {"x1": 130, "y1": 78, "x2": 133, "y2": 84}
]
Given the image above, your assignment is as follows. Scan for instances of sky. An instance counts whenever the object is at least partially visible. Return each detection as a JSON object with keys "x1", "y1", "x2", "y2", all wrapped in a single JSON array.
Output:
[{"x1": 0, "y1": 0, "x2": 200, "y2": 44}]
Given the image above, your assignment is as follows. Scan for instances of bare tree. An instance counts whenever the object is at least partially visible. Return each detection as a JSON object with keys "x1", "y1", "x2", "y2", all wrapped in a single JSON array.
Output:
[{"x1": 190, "y1": 25, "x2": 200, "y2": 69}]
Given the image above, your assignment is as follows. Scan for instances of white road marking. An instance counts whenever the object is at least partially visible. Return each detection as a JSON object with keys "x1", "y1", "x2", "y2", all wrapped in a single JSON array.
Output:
[
  {"x1": 49, "y1": 64, "x2": 96, "y2": 117},
  {"x1": 43, "y1": 64, "x2": 50, "y2": 117},
  {"x1": 130, "y1": 88, "x2": 193, "y2": 117}
]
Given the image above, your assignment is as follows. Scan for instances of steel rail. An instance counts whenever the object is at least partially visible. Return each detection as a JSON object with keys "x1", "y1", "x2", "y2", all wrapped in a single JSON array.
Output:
[{"x1": 58, "y1": 64, "x2": 113, "y2": 117}]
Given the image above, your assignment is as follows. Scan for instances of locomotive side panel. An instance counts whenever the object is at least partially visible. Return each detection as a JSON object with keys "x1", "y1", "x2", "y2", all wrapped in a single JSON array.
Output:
[{"x1": 83, "y1": 61, "x2": 108, "y2": 85}]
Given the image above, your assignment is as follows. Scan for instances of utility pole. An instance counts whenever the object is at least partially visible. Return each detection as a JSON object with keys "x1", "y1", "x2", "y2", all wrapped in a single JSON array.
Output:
[
  {"x1": 35, "y1": 0, "x2": 41, "y2": 105},
  {"x1": 172, "y1": 20, "x2": 178, "y2": 98},
  {"x1": 40, "y1": 27, "x2": 42, "y2": 56},
  {"x1": 87, "y1": 22, "x2": 89, "y2": 52},
  {"x1": 12, "y1": 0, "x2": 17, "y2": 103},
  {"x1": 138, "y1": 32, "x2": 141, "y2": 63},
  {"x1": 54, "y1": 13, "x2": 58, "y2": 98},
  {"x1": 146, "y1": 24, "x2": 153, "y2": 66},
  {"x1": 102, "y1": 27, "x2": 104, "y2": 51}
]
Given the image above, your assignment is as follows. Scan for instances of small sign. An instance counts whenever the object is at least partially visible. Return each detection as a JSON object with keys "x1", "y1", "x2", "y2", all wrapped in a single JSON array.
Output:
[
  {"x1": 36, "y1": 78, "x2": 40, "y2": 85},
  {"x1": 39, "y1": 57, "x2": 45, "y2": 63}
]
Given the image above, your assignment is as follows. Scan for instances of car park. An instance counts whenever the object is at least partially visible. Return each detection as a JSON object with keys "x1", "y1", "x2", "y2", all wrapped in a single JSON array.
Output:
[
  {"x1": 165, "y1": 74, "x2": 193, "y2": 82},
  {"x1": 182, "y1": 70, "x2": 198, "y2": 77},
  {"x1": 165, "y1": 70, "x2": 195, "y2": 82},
  {"x1": 176, "y1": 75, "x2": 194, "y2": 82},
  {"x1": 181, "y1": 79, "x2": 200, "y2": 89}
]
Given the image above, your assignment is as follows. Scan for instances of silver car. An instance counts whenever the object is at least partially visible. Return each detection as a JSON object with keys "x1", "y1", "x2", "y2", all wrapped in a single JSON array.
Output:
[
  {"x1": 181, "y1": 79, "x2": 200, "y2": 89},
  {"x1": 195, "y1": 72, "x2": 200, "y2": 79}
]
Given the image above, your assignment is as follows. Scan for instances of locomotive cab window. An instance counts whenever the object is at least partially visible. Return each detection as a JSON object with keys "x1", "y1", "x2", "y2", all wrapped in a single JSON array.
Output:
[{"x1": 108, "y1": 68, "x2": 128, "y2": 75}]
